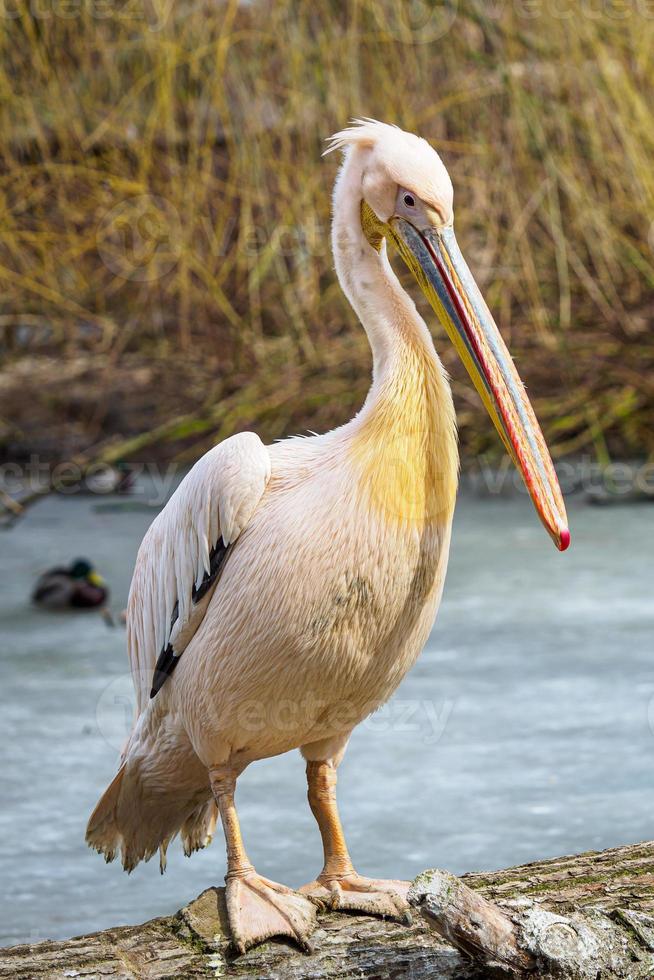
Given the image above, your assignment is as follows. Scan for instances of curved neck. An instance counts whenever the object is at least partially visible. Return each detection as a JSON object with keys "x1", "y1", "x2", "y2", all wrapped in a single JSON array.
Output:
[
  {"x1": 331, "y1": 149, "x2": 459, "y2": 529},
  {"x1": 332, "y1": 151, "x2": 435, "y2": 391}
]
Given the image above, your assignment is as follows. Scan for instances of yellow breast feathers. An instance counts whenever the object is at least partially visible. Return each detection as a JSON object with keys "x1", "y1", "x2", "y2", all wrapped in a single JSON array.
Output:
[{"x1": 350, "y1": 341, "x2": 458, "y2": 528}]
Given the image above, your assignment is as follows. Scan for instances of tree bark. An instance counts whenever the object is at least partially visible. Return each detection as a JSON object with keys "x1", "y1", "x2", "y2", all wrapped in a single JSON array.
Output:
[{"x1": 2, "y1": 841, "x2": 653, "y2": 980}]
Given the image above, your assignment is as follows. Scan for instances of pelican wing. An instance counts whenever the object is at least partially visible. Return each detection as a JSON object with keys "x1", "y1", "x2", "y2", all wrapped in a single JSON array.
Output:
[{"x1": 127, "y1": 432, "x2": 271, "y2": 713}]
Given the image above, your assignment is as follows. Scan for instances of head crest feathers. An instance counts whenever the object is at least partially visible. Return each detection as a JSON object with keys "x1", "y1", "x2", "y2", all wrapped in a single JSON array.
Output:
[{"x1": 323, "y1": 118, "x2": 402, "y2": 156}]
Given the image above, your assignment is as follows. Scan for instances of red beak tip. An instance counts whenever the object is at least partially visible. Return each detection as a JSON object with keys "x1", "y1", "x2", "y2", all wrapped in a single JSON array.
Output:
[{"x1": 558, "y1": 528, "x2": 571, "y2": 552}]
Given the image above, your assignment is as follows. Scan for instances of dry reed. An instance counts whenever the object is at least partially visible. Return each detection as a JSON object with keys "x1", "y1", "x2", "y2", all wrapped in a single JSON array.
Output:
[{"x1": 0, "y1": 0, "x2": 652, "y2": 464}]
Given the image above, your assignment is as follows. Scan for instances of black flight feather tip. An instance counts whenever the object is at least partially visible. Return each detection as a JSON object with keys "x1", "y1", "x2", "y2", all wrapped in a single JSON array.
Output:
[{"x1": 149, "y1": 537, "x2": 229, "y2": 699}]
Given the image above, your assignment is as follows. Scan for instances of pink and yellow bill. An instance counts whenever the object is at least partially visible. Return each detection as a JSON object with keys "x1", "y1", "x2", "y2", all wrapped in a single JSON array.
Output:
[{"x1": 389, "y1": 217, "x2": 569, "y2": 551}]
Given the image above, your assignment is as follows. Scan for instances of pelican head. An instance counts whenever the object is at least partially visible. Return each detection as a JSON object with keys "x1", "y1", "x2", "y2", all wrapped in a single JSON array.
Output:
[{"x1": 327, "y1": 119, "x2": 569, "y2": 551}]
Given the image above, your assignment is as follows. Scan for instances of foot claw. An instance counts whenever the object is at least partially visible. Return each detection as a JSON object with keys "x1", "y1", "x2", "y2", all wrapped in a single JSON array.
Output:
[
  {"x1": 226, "y1": 872, "x2": 317, "y2": 954},
  {"x1": 303, "y1": 890, "x2": 330, "y2": 913}
]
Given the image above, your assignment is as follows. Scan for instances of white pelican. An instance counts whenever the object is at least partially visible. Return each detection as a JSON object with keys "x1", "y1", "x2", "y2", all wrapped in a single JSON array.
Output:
[{"x1": 87, "y1": 120, "x2": 569, "y2": 954}]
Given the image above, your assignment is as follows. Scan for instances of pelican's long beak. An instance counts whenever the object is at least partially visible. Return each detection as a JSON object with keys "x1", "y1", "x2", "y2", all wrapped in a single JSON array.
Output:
[{"x1": 389, "y1": 216, "x2": 569, "y2": 551}]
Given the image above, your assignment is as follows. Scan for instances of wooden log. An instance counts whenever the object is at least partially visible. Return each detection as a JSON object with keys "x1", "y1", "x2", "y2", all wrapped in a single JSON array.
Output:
[
  {"x1": 408, "y1": 869, "x2": 537, "y2": 974},
  {"x1": 1, "y1": 841, "x2": 653, "y2": 979},
  {"x1": 409, "y1": 868, "x2": 654, "y2": 978}
]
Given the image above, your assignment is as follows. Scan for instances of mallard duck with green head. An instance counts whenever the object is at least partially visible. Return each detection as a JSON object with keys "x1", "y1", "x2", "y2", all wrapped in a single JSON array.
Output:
[{"x1": 32, "y1": 558, "x2": 109, "y2": 610}]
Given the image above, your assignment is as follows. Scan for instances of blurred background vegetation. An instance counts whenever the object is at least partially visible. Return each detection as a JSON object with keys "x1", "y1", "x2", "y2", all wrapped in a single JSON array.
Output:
[{"x1": 0, "y1": 0, "x2": 652, "y2": 469}]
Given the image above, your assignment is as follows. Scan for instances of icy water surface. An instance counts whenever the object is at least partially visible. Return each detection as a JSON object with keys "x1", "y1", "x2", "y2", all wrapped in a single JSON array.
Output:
[{"x1": 0, "y1": 483, "x2": 651, "y2": 945}]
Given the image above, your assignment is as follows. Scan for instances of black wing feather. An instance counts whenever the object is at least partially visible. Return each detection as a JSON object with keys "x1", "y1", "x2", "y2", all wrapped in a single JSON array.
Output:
[{"x1": 149, "y1": 537, "x2": 229, "y2": 699}]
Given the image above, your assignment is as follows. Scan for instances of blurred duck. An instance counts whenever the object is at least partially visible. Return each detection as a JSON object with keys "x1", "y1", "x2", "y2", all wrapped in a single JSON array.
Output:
[{"x1": 32, "y1": 558, "x2": 109, "y2": 610}]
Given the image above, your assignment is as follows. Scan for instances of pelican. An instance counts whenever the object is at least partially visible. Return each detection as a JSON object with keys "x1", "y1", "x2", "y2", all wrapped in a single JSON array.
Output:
[{"x1": 87, "y1": 120, "x2": 569, "y2": 954}]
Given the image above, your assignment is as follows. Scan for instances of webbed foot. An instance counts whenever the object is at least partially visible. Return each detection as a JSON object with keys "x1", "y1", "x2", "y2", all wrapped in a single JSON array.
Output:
[
  {"x1": 226, "y1": 871, "x2": 317, "y2": 955},
  {"x1": 300, "y1": 872, "x2": 412, "y2": 923}
]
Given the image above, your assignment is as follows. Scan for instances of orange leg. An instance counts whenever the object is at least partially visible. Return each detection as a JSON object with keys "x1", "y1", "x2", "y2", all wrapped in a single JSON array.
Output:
[
  {"x1": 299, "y1": 761, "x2": 412, "y2": 922},
  {"x1": 210, "y1": 768, "x2": 317, "y2": 954}
]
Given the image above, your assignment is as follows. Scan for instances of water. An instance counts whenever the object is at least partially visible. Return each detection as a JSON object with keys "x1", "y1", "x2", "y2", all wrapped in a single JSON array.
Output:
[{"x1": 0, "y1": 482, "x2": 651, "y2": 946}]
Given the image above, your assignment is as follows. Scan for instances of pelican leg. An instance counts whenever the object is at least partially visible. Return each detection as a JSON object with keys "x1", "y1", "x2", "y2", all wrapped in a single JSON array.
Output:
[
  {"x1": 209, "y1": 768, "x2": 317, "y2": 955},
  {"x1": 299, "y1": 761, "x2": 412, "y2": 923}
]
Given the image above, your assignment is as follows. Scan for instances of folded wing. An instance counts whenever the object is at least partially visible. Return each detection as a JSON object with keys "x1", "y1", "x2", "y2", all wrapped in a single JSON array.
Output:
[{"x1": 126, "y1": 432, "x2": 271, "y2": 714}]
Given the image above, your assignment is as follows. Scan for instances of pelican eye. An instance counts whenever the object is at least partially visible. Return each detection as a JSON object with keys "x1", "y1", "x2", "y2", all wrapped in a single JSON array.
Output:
[{"x1": 403, "y1": 193, "x2": 415, "y2": 208}]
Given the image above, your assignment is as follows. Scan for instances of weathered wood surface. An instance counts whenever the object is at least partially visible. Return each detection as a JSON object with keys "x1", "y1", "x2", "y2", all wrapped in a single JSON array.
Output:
[
  {"x1": 2, "y1": 841, "x2": 653, "y2": 980},
  {"x1": 410, "y1": 866, "x2": 654, "y2": 978}
]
